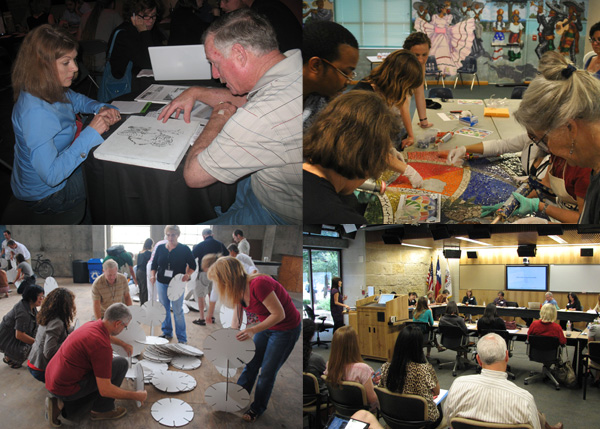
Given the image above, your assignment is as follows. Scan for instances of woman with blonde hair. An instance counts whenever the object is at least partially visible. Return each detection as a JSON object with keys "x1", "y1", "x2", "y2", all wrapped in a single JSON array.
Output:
[
  {"x1": 514, "y1": 50, "x2": 600, "y2": 223},
  {"x1": 150, "y1": 225, "x2": 196, "y2": 344},
  {"x1": 353, "y1": 49, "x2": 425, "y2": 188},
  {"x1": 27, "y1": 288, "x2": 76, "y2": 382},
  {"x1": 207, "y1": 256, "x2": 300, "y2": 422},
  {"x1": 528, "y1": 303, "x2": 566, "y2": 345},
  {"x1": 324, "y1": 326, "x2": 378, "y2": 411}
]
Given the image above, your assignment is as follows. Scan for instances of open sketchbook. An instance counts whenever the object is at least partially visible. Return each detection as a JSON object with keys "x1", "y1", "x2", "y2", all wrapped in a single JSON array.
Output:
[{"x1": 94, "y1": 116, "x2": 206, "y2": 171}]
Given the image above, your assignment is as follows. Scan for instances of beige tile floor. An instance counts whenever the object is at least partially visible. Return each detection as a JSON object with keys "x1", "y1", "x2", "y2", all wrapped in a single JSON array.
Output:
[{"x1": 0, "y1": 278, "x2": 302, "y2": 428}]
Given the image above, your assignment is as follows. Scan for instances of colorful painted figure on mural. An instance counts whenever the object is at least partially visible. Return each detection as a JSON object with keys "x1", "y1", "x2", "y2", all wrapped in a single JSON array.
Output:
[
  {"x1": 535, "y1": 1, "x2": 563, "y2": 60},
  {"x1": 414, "y1": 1, "x2": 430, "y2": 23},
  {"x1": 507, "y1": 10, "x2": 524, "y2": 62},
  {"x1": 469, "y1": 1, "x2": 485, "y2": 58},
  {"x1": 558, "y1": 1, "x2": 584, "y2": 63},
  {"x1": 492, "y1": 9, "x2": 505, "y2": 62},
  {"x1": 414, "y1": 3, "x2": 475, "y2": 76}
]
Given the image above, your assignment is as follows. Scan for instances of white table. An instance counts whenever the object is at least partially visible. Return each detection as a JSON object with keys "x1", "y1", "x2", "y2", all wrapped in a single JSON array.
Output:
[{"x1": 484, "y1": 99, "x2": 525, "y2": 141}]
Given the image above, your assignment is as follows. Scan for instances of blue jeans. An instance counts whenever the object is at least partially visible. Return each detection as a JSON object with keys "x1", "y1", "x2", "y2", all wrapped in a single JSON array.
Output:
[
  {"x1": 204, "y1": 176, "x2": 289, "y2": 225},
  {"x1": 157, "y1": 280, "x2": 186, "y2": 343},
  {"x1": 237, "y1": 323, "x2": 301, "y2": 416},
  {"x1": 28, "y1": 366, "x2": 45, "y2": 383},
  {"x1": 25, "y1": 166, "x2": 85, "y2": 215}
]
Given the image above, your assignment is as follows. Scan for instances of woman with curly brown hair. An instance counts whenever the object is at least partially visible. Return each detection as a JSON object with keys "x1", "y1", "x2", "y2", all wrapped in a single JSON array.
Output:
[{"x1": 27, "y1": 288, "x2": 76, "y2": 382}]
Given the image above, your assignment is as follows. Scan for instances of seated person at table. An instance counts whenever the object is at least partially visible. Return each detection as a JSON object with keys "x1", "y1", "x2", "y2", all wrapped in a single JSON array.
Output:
[
  {"x1": 408, "y1": 291, "x2": 418, "y2": 306},
  {"x1": 444, "y1": 333, "x2": 563, "y2": 429},
  {"x1": 593, "y1": 293, "x2": 600, "y2": 313},
  {"x1": 435, "y1": 289, "x2": 450, "y2": 304},
  {"x1": 528, "y1": 303, "x2": 566, "y2": 346},
  {"x1": 378, "y1": 325, "x2": 445, "y2": 428},
  {"x1": 303, "y1": 21, "x2": 359, "y2": 130},
  {"x1": 493, "y1": 291, "x2": 507, "y2": 307},
  {"x1": 462, "y1": 289, "x2": 477, "y2": 305},
  {"x1": 427, "y1": 291, "x2": 435, "y2": 305},
  {"x1": 560, "y1": 292, "x2": 583, "y2": 329},
  {"x1": 324, "y1": 326, "x2": 379, "y2": 412},
  {"x1": 10, "y1": 25, "x2": 120, "y2": 222},
  {"x1": 585, "y1": 21, "x2": 600, "y2": 79},
  {"x1": 27, "y1": 0, "x2": 56, "y2": 30},
  {"x1": 544, "y1": 292, "x2": 560, "y2": 309},
  {"x1": 303, "y1": 318, "x2": 328, "y2": 397},
  {"x1": 44, "y1": 303, "x2": 146, "y2": 426},
  {"x1": 303, "y1": 91, "x2": 400, "y2": 224},
  {"x1": 158, "y1": 9, "x2": 301, "y2": 225},
  {"x1": 352, "y1": 49, "x2": 425, "y2": 188},
  {"x1": 439, "y1": 301, "x2": 470, "y2": 336},
  {"x1": 60, "y1": 0, "x2": 82, "y2": 28},
  {"x1": 107, "y1": 0, "x2": 165, "y2": 80},
  {"x1": 477, "y1": 303, "x2": 506, "y2": 333},
  {"x1": 413, "y1": 296, "x2": 445, "y2": 356}
]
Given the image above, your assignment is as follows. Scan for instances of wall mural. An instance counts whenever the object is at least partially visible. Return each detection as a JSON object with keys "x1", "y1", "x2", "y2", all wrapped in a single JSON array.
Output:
[{"x1": 412, "y1": 0, "x2": 588, "y2": 83}]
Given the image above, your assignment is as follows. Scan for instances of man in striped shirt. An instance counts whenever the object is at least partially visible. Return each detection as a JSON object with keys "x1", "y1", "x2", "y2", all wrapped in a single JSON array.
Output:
[{"x1": 444, "y1": 333, "x2": 563, "y2": 429}]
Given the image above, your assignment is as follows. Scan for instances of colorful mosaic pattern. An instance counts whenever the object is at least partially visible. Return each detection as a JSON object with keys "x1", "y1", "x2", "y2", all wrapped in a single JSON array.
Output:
[{"x1": 364, "y1": 152, "x2": 521, "y2": 224}]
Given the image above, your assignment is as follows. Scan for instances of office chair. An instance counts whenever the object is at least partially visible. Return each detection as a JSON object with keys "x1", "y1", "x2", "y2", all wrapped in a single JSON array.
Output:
[
  {"x1": 425, "y1": 56, "x2": 444, "y2": 89},
  {"x1": 304, "y1": 304, "x2": 333, "y2": 348},
  {"x1": 438, "y1": 324, "x2": 477, "y2": 376},
  {"x1": 406, "y1": 321, "x2": 440, "y2": 366},
  {"x1": 523, "y1": 335, "x2": 561, "y2": 390},
  {"x1": 428, "y1": 87, "x2": 453, "y2": 100},
  {"x1": 453, "y1": 56, "x2": 480, "y2": 91},
  {"x1": 375, "y1": 386, "x2": 442, "y2": 429},
  {"x1": 510, "y1": 86, "x2": 528, "y2": 99},
  {"x1": 450, "y1": 417, "x2": 533, "y2": 429},
  {"x1": 582, "y1": 341, "x2": 600, "y2": 400},
  {"x1": 304, "y1": 372, "x2": 329, "y2": 429},
  {"x1": 322, "y1": 377, "x2": 370, "y2": 418},
  {"x1": 477, "y1": 329, "x2": 516, "y2": 380}
]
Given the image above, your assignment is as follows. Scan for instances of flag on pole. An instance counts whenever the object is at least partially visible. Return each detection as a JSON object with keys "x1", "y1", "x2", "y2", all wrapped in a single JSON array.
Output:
[
  {"x1": 426, "y1": 258, "x2": 434, "y2": 293},
  {"x1": 435, "y1": 256, "x2": 442, "y2": 298},
  {"x1": 445, "y1": 260, "x2": 452, "y2": 290}
]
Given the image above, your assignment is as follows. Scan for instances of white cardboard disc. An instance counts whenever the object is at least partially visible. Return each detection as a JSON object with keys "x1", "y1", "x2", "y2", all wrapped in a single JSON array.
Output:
[
  {"x1": 219, "y1": 305, "x2": 247, "y2": 330},
  {"x1": 0, "y1": 258, "x2": 7, "y2": 269},
  {"x1": 184, "y1": 300, "x2": 199, "y2": 311},
  {"x1": 138, "y1": 336, "x2": 170, "y2": 345},
  {"x1": 44, "y1": 277, "x2": 58, "y2": 296},
  {"x1": 139, "y1": 359, "x2": 168, "y2": 376},
  {"x1": 205, "y1": 382, "x2": 250, "y2": 412},
  {"x1": 135, "y1": 363, "x2": 144, "y2": 407},
  {"x1": 151, "y1": 398, "x2": 194, "y2": 427},
  {"x1": 141, "y1": 301, "x2": 167, "y2": 326},
  {"x1": 171, "y1": 355, "x2": 202, "y2": 370},
  {"x1": 112, "y1": 320, "x2": 146, "y2": 357},
  {"x1": 128, "y1": 305, "x2": 147, "y2": 325},
  {"x1": 129, "y1": 284, "x2": 139, "y2": 297},
  {"x1": 174, "y1": 344, "x2": 203, "y2": 357},
  {"x1": 151, "y1": 370, "x2": 197, "y2": 393},
  {"x1": 72, "y1": 318, "x2": 80, "y2": 331},
  {"x1": 215, "y1": 365, "x2": 237, "y2": 378},
  {"x1": 203, "y1": 329, "x2": 255, "y2": 369},
  {"x1": 167, "y1": 274, "x2": 186, "y2": 301}
]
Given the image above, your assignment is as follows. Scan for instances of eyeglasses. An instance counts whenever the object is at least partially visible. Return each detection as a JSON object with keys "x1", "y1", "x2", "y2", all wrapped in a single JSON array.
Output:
[
  {"x1": 320, "y1": 58, "x2": 357, "y2": 82},
  {"x1": 137, "y1": 14, "x2": 157, "y2": 21},
  {"x1": 527, "y1": 130, "x2": 549, "y2": 152},
  {"x1": 589, "y1": 37, "x2": 600, "y2": 44},
  {"x1": 120, "y1": 320, "x2": 129, "y2": 330}
]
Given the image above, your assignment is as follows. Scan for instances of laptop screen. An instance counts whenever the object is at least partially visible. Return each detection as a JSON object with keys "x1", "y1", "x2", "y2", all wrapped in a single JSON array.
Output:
[{"x1": 148, "y1": 45, "x2": 212, "y2": 81}]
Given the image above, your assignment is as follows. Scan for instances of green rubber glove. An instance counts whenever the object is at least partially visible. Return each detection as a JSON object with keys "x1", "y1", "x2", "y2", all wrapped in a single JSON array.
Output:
[
  {"x1": 512, "y1": 192, "x2": 540, "y2": 216},
  {"x1": 481, "y1": 202, "x2": 503, "y2": 217}
]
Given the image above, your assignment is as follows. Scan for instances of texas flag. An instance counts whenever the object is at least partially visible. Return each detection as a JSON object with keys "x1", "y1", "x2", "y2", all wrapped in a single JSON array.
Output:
[{"x1": 435, "y1": 256, "x2": 442, "y2": 298}]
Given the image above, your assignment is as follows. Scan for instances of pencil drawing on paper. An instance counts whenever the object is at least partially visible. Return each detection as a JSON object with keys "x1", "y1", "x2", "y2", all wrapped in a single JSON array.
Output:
[{"x1": 117, "y1": 126, "x2": 183, "y2": 147}]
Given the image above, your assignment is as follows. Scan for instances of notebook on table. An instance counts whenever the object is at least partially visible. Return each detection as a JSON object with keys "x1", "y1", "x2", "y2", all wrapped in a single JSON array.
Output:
[{"x1": 148, "y1": 45, "x2": 212, "y2": 81}]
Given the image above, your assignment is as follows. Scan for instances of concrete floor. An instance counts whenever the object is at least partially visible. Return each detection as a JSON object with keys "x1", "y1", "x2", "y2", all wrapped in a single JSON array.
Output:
[
  {"x1": 312, "y1": 328, "x2": 599, "y2": 429},
  {"x1": 0, "y1": 278, "x2": 302, "y2": 429}
]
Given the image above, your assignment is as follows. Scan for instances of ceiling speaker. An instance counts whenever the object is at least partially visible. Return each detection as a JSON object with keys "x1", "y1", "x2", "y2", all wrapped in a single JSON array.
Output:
[
  {"x1": 581, "y1": 248, "x2": 594, "y2": 257},
  {"x1": 467, "y1": 251, "x2": 478, "y2": 259},
  {"x1": 517, "y1": 245, "x2": 536, "y2": 257},
  {"x1": 443, "y1": 249, "x2": 462, "y2": 259},
  {"x1": 382, "y1": 234, "x2": 401, "y2": 245},
  {"x1": 431, "y1": 226, "x2": 450, "y2": 240}
]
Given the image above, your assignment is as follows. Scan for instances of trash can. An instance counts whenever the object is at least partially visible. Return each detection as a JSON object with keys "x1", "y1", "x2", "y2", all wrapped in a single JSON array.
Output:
[
  {"x1": 72, "y1": 260, "x2": 89, "y2": 283},
  {"x1": 87, "y1": 258, "x2": 103, "y2": 283}
]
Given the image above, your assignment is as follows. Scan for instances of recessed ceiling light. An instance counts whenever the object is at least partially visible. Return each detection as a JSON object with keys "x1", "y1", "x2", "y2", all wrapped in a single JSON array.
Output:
[{"x1": 455, "y1": 237, "x2": 490, "y2": 246}]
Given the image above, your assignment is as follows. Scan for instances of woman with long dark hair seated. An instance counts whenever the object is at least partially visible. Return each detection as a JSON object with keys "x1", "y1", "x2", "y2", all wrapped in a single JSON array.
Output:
[
  {"x1": 378, "y1": 324, "x2": 445, "y2": 428},
  {"x1": 477, "y1": 303, "x2": 506, "y2": 333}
]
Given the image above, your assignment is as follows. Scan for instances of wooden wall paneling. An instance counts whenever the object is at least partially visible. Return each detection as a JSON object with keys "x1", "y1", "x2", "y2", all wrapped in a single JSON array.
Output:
[{"x1": 279, "y1": 255, "x2": 302, "y2": 292}]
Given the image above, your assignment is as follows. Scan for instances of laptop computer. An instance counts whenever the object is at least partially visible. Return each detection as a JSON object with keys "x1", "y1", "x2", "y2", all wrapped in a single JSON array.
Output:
[
  {"x1": 148, "y1": 45, "x2": 212, "y2": 81},
  {"x1": 528, "y1": 302, "x2": 540, "y2": 309}
]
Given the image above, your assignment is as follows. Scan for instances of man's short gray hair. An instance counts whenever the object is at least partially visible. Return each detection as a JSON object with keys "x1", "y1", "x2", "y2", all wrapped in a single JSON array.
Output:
[
  {"x1": 477, "y1": 333, "x2": 507, "y2": 366},
  {"x1": 104, "y1": 303, "x2": 132, "y2": 324},
  {"x1": 202, "y1": 228, "x2": 213, "y2": 237},
  {"x1": 204, "y1": 8, "x2": 278, "y2": 57},
  {"x1": 103, "y1": 259, "x2": 118, "y2": 270}
]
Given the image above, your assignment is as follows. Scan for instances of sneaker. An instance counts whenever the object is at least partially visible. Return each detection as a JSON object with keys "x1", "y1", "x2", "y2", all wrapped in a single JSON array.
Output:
[
  {"x1": 159, "y1": 334, "x2": 172, "y2": 340},
  {"x1": 90, "y1": 406, "x2": 127, "y2": 421},
  {"x1": 211, "y1": 317, "x2": 215, "y2": 323},
  {"x1": 45, "y1": 397, "x2": 62, "y2": 427},
  {"x1": 193, "y1": 319, "x2": 206, "y2": 326}
]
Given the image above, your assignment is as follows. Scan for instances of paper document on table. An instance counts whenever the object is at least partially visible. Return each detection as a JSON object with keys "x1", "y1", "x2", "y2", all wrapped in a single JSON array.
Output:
[
  {"x1": 146, "y1": 101, "x2": 213, "y2": 121},
  {"x1": 455, "y1": 127, "x2": 494, "y2": 139},
  {"x1": 135, "y1": 84, "x2": 190, "y2": 104},
  {"x1": 507, "y1": 329, "x2": 519, "y2": 334},
  {"x1": 136, "y1": 69, "x2": 154, "y2": 78},
  {"x1": 434, "y1": 389, "x2": 448, "y2": 405},
  {"x1": 110, "y1": 101, "x2": 149, "y2": 114},
  {"x1": 94, "y1": 116, "x2": 205, "y2": 171}
]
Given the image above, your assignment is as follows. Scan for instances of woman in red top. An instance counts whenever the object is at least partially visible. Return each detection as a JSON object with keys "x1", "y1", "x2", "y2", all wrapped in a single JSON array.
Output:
[
  {"x1": 528, "y1": 303, "x2": 567, "y2": 345},
  {"x1": 208, "y1": 257, "x2": 301, "y2": 423}
]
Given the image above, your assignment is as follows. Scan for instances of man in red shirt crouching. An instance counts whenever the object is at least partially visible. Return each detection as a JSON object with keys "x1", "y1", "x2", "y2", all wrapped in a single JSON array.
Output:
[{"x1": 44, "y1": 303, "x2": 147, "y2": 426}]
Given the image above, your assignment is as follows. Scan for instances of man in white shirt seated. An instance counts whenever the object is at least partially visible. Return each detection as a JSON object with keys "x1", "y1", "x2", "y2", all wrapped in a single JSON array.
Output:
[
  {"x1": 7, "y1": 240, "x2": 31, "y2": 265},
  {"x1": 227, "y1": 243, "x2": 257, "y2": 274},
  {"x1": 444, "y1": 333, "x2": 563, "y2": 429}
]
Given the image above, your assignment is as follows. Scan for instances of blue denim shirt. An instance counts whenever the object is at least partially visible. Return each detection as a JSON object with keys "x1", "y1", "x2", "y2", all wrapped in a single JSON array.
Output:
[{"x1": 11, "y1": 90, "x2": 109, "y2": 201}]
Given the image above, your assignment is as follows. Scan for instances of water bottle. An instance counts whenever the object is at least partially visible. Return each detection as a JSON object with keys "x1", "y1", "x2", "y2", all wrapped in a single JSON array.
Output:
[{"x1": 567, "y1": 320, "x2": 572, "y2": 332}]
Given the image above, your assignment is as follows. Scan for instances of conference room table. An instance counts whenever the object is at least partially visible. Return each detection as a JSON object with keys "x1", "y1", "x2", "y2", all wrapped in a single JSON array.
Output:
[{"x1": 83, "y1": 77, "x2": 238, "y2": 223}]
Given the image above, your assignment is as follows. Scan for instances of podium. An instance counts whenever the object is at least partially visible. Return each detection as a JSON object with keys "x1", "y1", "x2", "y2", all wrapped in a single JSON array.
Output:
[{"x1": 354, "y1": 295, "x2": 409, "y2": 361}]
